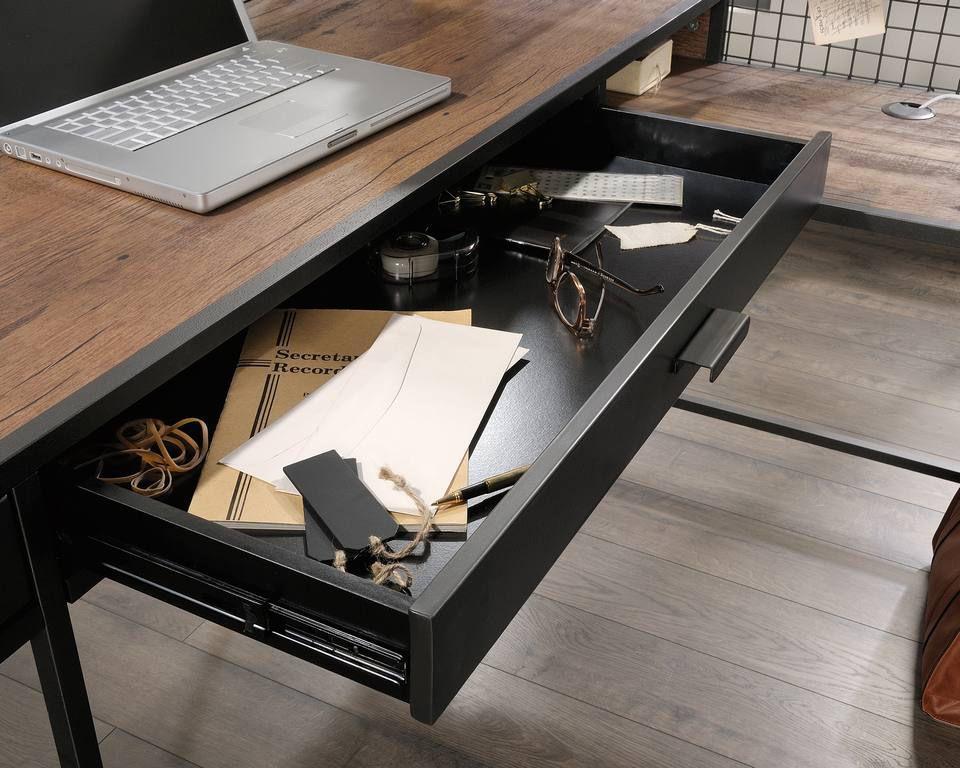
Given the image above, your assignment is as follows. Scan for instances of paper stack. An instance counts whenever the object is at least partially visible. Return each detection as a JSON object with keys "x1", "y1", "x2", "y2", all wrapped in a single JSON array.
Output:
[{"x1": 221, "y1": 313, "x2": 523, "y2": 518}]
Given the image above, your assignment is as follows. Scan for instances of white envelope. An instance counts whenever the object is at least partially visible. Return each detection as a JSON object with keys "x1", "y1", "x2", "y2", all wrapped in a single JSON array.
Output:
[
  {"x1": 223, "y1": 314, "x2": 523, "y2": 515},
  {"x1": 222, "y1": 314, "x2": 421, "y2": 490}
]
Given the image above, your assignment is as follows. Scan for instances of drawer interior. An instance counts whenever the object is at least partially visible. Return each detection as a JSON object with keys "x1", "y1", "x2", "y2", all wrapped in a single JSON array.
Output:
[
  {"x1": 61, "y1": 106, "x2": 805, "y2": 590},
  {"x1": 51, "y1": 103, "x2": 822, "y2": 718}
]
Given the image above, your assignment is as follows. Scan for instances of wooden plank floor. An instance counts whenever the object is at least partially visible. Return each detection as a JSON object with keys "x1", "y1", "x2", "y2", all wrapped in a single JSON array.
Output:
[
  {"x1": 4, "y1": 220, "x2": 960, "y2": 767},
  {"x1": 608, "y1": 61, "x2": 960, "y2": 229}
]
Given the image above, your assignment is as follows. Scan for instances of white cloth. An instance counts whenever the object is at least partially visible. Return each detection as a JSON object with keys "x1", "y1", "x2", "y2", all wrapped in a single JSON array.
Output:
[{"x1": 605, "y1": 222, "x2": 697, "y2": 250}]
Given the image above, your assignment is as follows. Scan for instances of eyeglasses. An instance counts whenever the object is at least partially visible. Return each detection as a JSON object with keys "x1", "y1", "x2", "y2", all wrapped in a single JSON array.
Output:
[{"x1": 546, "y1": 236, "x2": 664, "y2": 338}]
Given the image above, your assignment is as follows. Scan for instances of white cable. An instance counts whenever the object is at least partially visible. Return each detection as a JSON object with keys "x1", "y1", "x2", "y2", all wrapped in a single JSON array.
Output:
[{"x1": 918, "y1": 93, "x2": 960, "y2": 110}]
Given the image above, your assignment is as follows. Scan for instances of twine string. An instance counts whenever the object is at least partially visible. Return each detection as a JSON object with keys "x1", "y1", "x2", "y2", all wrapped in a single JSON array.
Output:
[
  {"x1": 331, "y1": 466, "x2": 437, "y2": 589},
  {"x1": 370, "y1": 560, "x2": 412, "y2": 589},
  {"x1": 368, "y1": 466, "x2": 436, "y2": 560}
]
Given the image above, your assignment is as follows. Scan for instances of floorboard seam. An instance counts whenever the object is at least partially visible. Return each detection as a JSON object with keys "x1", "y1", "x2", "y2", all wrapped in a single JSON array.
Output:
[
  {"x1": 655, "y1": 422, "x2": 950, "y2": 514},
  {"x1": 78, "y1": 595, "x2": 199, "y2": 644},
  {"x1": 780, "y1": 260, "x2": 960, "y2": 312},
  {"x1": 751, "y1": 281, "x2": 960, "y2": 361},
  {"x1": 529, "y1": 591, "x2": 917, "y2": 729},
  {"x1": 338, "y1": 737, "x2": 370, "y2": 768},
  {"x1": 172, "y1": 620, "x2": 747, "y2": 768},
  {"x1": 6, "y1": 619, "x2": 387, "y2": 768},
  {"x1": 744, "y1": 298, "x2": 960, "y2": 372},
  {"x1": 166, "y1": 624, "x2": 492, "y2": 768},
  {"x1": 615, "y1": 473, "x2": 932, "y2": 572},
  {"x1": 477, "y1": 657, "x2": 755, "y2": 768},
  {"x1": 574, "y1": 527, "x2": 922, "y2": 643},
  {"x1": 0, "y1": 672, "x2": 121, "y2": 743},
  {"x1": 104, "y1": 728, "x2": 207, "y2": 768},
  {"x1": 783, "y1": 249, "x2": 960, "y2": 289},
  {"x1": 684, "y1": 386, "x2": 960, "y2": 468},
  {"x1": 180, "y1": 619, "x2": 205, "y2": 645},
  {"x1": 729, "y1": 336, "x2": 960, "y2": 416}
]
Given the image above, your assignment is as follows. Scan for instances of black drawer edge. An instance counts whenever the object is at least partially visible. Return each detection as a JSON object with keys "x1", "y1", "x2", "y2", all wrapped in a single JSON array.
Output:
[
  {"x1": 58, "y1": 481, "x2": 411, "y2": 698},
  {"x1": 408, "y1": 128, "x2": 832, "y2": 723}
]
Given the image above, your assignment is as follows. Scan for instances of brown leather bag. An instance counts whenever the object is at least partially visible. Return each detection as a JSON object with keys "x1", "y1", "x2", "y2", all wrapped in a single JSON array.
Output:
[{"x1": 922, "y1": 488, "x2": 960, "y2": 726}]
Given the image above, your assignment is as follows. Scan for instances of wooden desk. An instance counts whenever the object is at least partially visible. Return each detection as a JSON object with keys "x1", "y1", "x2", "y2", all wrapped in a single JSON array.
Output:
[
  {"x1": 609, "y1": 61, "x2": 960, "y2": 244},
  {"x1": 0, "y1": 0, "x2": 710, "y2": 484},
  {"x1": 1, "y1": 3, "x2": 726, "y2": 765}
]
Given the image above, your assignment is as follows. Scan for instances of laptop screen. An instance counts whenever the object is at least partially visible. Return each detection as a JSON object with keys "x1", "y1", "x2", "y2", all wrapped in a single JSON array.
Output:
[{"x1": 0, "y1": 1, "x2": 249, "y2": 128}]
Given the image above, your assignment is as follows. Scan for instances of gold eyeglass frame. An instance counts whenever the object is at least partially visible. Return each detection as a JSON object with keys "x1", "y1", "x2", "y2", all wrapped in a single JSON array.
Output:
[{"x1": 545, "y1": 235, "x2": 664, "y2": 338}]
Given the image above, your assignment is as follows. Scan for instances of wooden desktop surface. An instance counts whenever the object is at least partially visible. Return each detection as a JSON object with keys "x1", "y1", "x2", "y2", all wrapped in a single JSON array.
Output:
[
  {"x1": 0, "y1": 0, "x2": 699, "y2": 468},
  {"x1": 610, "y1": 61, "x2": 960, "y2": 228}
]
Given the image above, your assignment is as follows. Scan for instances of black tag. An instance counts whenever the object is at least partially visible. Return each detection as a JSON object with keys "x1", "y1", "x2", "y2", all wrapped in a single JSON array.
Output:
[
  {"x1": 300, "y1": 460, "x2": 358, "y2": 563},
  {"x1": 285, "y1": 450, "x2": 398, "y2": 553}
]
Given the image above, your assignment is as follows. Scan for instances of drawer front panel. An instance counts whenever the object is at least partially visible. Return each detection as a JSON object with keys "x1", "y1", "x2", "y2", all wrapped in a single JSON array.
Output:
[{"x1": 408, "y1": 118, "x2": 831, "y2": 723}]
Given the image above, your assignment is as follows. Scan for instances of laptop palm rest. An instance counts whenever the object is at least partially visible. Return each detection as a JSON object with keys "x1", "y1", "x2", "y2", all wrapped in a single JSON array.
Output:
[{"x1": 240, "y1": 99, "x2": 350, "y2": 138}]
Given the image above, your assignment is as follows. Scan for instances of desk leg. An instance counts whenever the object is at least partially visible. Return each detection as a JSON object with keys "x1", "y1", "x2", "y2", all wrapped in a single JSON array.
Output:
[
  {"x1": 14, "y1": 477, "x2": 103, "y2": 768},
  {"x1": 703, "y1": 1, "x2": 728, "y2": 62}
]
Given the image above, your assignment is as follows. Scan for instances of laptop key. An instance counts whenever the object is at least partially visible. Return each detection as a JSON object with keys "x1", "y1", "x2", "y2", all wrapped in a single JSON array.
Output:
[
  {"x1": 73, "y1": 124, "x2": 103, "y2": 137},
  {"x1": 102, "y1": 128, "x2": 142, "y2": 144},
  {"x1": 46, "y1": 48, "x2": 332, "y2": 149},
  {"x1": 95, "y1": 127, "x2": 127, "y2": 141}
]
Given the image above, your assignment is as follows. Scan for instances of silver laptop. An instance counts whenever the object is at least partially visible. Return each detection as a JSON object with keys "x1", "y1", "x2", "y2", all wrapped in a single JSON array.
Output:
[{"x1": 0, "y1": 0, "x2": 451, "y2": 213}]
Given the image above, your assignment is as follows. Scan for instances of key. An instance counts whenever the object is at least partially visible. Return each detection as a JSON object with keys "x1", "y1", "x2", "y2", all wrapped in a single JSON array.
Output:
[
  {"x1": 73, "y1": 124, "x2": 102, "y2": 137},
  {"x1": 95, "y1": 126, "x2": 127, "y2": 141},
  {"x1": 103, "y1": 128, "x2": 142, "y2": 144}
]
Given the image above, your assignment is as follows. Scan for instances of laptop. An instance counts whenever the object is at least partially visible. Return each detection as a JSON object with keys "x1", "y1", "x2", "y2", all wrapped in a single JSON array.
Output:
[{"x1": 0, "y1": 0, "x2": 451, "y2": 213}]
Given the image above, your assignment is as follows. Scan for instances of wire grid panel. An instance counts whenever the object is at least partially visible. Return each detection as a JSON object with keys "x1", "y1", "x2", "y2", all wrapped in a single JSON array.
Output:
[{"x1": 723, "y1": 0, "x2": 960, "y2": 92}]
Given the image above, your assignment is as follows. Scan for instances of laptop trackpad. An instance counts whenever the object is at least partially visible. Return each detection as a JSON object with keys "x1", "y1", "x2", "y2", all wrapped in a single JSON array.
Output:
[{"x1": 240, "y1": 100, "x2": 350, "y2": 138}]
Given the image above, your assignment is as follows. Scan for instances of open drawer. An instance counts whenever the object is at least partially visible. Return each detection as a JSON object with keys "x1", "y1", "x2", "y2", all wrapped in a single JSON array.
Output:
[{"x1": 50, "y1": 105, "x2": 830, "y2": 724}]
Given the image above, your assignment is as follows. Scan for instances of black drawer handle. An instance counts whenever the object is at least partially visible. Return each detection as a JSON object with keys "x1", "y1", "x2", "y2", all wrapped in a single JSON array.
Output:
[{"x1": 673, "y1": 309, "x2": 750, "y2": 383}]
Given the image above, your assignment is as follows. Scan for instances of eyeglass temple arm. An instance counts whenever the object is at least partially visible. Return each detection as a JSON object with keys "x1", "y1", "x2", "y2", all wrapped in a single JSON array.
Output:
[{"x1": 564, "y1": 252, "x2": 664, "y2": 296}]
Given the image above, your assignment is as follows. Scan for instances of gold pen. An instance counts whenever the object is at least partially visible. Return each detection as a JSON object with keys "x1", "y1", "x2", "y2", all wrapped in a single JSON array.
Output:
[{"x1": 434, "y1": 464, "x2": 531, "y2": 506}]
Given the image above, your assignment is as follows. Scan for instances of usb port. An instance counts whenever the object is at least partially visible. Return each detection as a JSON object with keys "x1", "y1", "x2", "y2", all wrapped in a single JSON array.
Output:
[{"x1": 29, "y1": 152, "x2": 42, "y2": 162}]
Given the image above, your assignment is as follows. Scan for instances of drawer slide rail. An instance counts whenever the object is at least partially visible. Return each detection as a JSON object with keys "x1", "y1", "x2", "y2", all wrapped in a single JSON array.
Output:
[{"x1": 81, "y1": 536, "x2": 408, "y2": 695}]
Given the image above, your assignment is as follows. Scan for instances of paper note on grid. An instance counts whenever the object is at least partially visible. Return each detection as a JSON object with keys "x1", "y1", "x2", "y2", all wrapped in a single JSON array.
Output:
[
  {"x1": 809, "y1": 0, "x2": 885, "y2": 45},
  {"x1": 529, "y1": 170, "x2": 683, "y2": 207}
]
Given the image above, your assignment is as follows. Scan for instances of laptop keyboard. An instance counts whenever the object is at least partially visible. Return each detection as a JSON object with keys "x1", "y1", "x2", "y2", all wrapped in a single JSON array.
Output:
[{"x1": 48, "y1": 53, "x2": 335, "y2": 151}]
